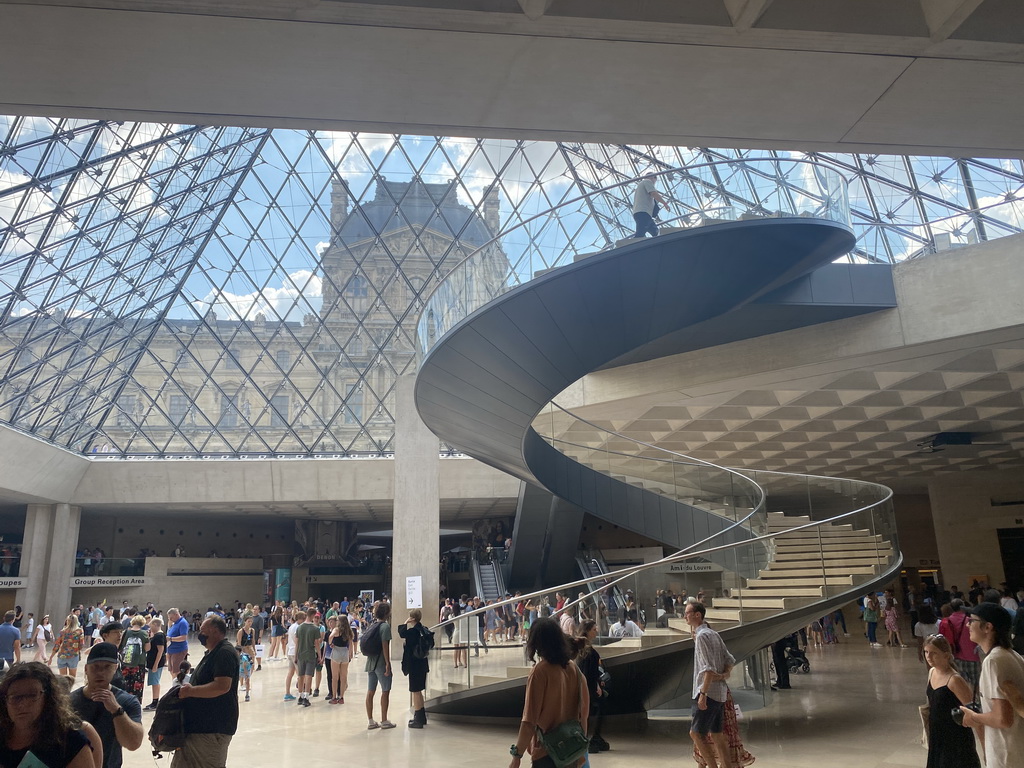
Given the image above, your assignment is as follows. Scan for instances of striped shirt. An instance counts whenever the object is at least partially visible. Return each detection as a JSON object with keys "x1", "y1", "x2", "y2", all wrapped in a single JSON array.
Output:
[{"x1": 692, "y1": 622, "x2": 735, "y2": 702}]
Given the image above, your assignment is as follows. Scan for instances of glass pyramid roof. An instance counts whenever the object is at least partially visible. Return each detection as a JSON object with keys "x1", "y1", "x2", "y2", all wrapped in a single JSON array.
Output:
[{"x1": 2, "y1": 116, "x2": 1022, "y2": 457}]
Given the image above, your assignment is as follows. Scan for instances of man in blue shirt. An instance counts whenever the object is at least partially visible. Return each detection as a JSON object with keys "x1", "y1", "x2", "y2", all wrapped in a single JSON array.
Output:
[{"x1": 0, "y1": 610, "x2": 21, "y2": 670}]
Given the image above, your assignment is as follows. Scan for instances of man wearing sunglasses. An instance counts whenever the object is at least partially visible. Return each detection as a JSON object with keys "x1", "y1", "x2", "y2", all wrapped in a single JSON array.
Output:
[{"x1": 958, "y1": 603, "x2": 1024, "y2": 768}]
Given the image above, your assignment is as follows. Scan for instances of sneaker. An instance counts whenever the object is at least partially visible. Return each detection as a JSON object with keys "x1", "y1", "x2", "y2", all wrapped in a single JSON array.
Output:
[
  {"x1": 338, "y1": 696, "x2": 344, "y2": 704},
  {"x1": 143, "y1": 702, "x2": 158, "y2": 711},
  {"x1": 297, "y1": 698, "x2": 305, "y2": 706},
  {"x1": 301, "y1": 698, "x2": 311, "y2": 707},
  {"x1": 380, "y1": 720, "x2": 396, "y2": 729},
  {"x1": 408, "y1": 718, "x2": 424, "y2": 729},
  {"x1": 283, "y1": 694, "x2": 296, "y2": 701},
  {"x1": 367, "y1": 721, "x2": 380, "y2": 730},
  {"x1": 312, "y1": 690, "x2": 319, "y2": 697},
  {"x1": 244, "y1": 694, "x2": 250, "y2": 702}
]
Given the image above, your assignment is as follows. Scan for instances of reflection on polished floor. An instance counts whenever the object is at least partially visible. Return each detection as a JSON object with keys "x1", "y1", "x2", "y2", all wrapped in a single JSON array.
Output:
[{"x1": 111, "y1": 635, "x2": 945, "y2": 768}]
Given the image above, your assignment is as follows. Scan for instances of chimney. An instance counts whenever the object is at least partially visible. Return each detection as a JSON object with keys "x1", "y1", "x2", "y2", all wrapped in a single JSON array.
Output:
[
  {"x1": 483, "y1": 182, "x2": 501, "y2": 236},
  {"x1": 330, "y1": 178, "x2": 351, "y2": 234}
]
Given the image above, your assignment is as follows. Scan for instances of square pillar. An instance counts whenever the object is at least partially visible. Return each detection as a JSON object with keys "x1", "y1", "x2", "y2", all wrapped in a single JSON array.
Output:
[
  {"x1": 44, "y1": 504, "x2": 81, "y2": 616},
  {"x1": 391, "y1": 374, "x2": 440, "y2": 645},
  {"x1": 17, "y1": 504, "x2": 54, "y2": 618}
]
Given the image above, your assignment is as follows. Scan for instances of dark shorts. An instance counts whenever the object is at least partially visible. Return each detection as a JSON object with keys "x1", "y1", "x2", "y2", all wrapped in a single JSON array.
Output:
[
  {"x1": 296, "y1": 660, "x2": 316, "y2": 677},
  {"x1": 408, "y1": 666, "x2": 427, "y2": 693},
  {"x1": 272, "y1": 625, "x2": 286, "y2": 637},
  {"x1": 690, "y1": 695, "x2": 725, "y2": 734}
]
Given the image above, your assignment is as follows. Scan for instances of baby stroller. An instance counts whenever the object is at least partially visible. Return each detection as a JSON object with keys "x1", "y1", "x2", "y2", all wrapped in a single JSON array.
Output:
[{"x1": 786, "y1": 644, "x2": 811, "y2": 673}]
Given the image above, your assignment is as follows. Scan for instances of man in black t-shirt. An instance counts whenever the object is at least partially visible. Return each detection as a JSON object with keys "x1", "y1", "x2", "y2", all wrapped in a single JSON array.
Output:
[
  {"x1": 174, "y1": 616, "x2": 240, "y2": 768},
  {"x1": 71, "y1": 642, "x2": 144, "y2": 768}
]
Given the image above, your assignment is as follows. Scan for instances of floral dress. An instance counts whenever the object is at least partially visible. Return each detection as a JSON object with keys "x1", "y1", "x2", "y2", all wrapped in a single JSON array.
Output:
[
  {"x1": 56, "y1": 627, "x2": 84, "y2": 662},
  {"x1": 884, "y1": 605, "x2": 899, "y2": 633}
]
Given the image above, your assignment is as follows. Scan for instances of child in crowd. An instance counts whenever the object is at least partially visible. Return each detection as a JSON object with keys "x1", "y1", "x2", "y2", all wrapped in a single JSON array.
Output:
[
  {"x1": 237, "y1": 645, "x2": 253, "y2": 702},
  {"x1": 174, "y1": 661, "x2": 192, "y2": 687}
]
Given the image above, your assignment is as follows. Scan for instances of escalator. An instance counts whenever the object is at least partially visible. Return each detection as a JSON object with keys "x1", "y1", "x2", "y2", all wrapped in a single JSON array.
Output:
[
  {"x1": 471, "y1": 551, "x2": 505, "y2": 603},
  {"x1": 413, "y1": 160, "x2": 902, "y2": 717}
]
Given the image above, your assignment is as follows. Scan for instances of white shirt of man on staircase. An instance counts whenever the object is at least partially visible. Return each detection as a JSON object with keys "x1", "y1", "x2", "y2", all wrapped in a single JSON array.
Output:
[{"x1": 609, "y1": 611, "x2": 644, "y2": 638}]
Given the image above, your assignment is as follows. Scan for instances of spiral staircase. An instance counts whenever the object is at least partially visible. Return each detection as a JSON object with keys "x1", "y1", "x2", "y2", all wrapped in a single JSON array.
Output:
[{"x1": 413, "y1": 161, "x2": 903, "y2": 718}]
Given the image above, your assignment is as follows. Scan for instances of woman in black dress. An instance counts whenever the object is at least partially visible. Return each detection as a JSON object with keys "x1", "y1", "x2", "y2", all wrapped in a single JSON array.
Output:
[{"x1": 923, "y1": 634, "x2": 981, "y2": 768}]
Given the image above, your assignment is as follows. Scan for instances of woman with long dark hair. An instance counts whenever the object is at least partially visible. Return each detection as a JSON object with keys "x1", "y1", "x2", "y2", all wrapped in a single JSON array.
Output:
[
  {"x1": 0, "y1": 662, "x2": 93, "y2": 768},
  {"x1": 574, "y1": 620, "x2": 609, "y2": 753},
  {"x1": 329, "y1": 612, "x2": 355, "y2": 704},
  {"x1": 509, "y1": 617, "x2": 589, "y2": 768},
  {"x1": 268, "y1": 606, "x2": 285, "y2": 659}
]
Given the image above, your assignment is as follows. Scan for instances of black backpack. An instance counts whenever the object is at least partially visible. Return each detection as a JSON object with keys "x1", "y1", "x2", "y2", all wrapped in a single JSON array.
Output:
[
  {"x1": 359, "y1": 621, "x2": 384, "y2": 657},
  {"x1": 148, "y1": 687, "x2": 187, "y2": 757},
  {"x1": 411, "y1": 626, "x2": 435, "y2": 660}
]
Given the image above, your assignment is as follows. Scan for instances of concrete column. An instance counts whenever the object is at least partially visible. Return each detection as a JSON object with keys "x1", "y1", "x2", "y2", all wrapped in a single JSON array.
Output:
[
  {"x1": 391, "y1": 375, "x2": 440, "y2": 649},
  {"x1": 17, "y1": 504, "x2": 55, "y2": 619},
  {"x1": 44, "y1": 504, "x2": 81, "y2": 617}
]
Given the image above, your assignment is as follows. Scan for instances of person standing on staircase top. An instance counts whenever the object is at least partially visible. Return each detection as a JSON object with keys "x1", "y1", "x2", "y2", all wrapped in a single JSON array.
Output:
[
  {"x1": 684, "y1": 601, "x2": 736, "y2": 768},
  {"x1": 632, "y1": 172, "x2": 670, "y2": 239}
]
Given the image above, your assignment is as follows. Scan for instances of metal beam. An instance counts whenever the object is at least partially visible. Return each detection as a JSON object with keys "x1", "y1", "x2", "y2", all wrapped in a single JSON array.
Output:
[
  {"x1": 920, "y1": 0, "x2": 986, "y2": 42},
  {"x1": 722, "y1": 0, "x2": 774, "y2": 31}
]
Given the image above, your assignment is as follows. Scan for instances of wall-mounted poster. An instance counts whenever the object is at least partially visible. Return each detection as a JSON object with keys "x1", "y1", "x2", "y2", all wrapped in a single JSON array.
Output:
[{"x1": 293, "y1": 520, "x2": 359, "y2": 567}]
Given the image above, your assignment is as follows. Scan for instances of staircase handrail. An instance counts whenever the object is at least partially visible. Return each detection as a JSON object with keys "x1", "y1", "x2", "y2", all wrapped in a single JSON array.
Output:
[{"x1": 430, "y1": 470, "x2": 892, "y2": 634}]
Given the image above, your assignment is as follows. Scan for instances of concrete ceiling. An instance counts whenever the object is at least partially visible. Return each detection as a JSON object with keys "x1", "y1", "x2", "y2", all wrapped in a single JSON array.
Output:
[
  {"x1": 2, "y1": 0, "x2": 1024, "y2": 156},
  {"x1": 549, "y1": 234, "x2": 1024, "y2": 494},
  {"x1": 553, "y1": 340, "x2": 1024, "y2": 493}
]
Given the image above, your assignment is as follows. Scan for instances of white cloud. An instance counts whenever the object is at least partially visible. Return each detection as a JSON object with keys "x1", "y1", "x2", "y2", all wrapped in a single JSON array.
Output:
[
  {"x1": 976, "y1": 194, "x2": 1024, "y2": 229},
  {"x1": 190, "y1": 269, "x2": 322, "y2": 322},
  {"x1": 436, "y1": 138, "x2": 570, "y2": 207}
]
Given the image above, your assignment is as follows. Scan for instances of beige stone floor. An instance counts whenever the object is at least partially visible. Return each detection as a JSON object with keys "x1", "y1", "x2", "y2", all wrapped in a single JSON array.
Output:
[{"x1": 114, "y1": 638, "x2": 942, "y2": 768}]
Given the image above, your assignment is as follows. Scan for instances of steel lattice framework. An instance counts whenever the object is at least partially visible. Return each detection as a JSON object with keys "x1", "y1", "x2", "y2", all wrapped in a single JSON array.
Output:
[{"x1": 2, "y1": 117, "x2": 1023, "y2": 457}]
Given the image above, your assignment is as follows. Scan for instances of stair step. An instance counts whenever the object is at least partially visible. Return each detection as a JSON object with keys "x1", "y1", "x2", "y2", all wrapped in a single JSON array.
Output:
[
  {"x1": 774, "y1": 540, "x2": 888, "y2": 552},
  {"x1": 731, "y1": 586, "x2": 824, "y2": 597},
  {"x1": 772, "y1": 554, "x2": 886, "y2": 567},
  {"x1": 760, "y1": 566, "x2": 878, "y2": 578},
  {"x1": 471, "y1": 674, "x2": 508, "y2": 686},
  {"x1": 712, "y1": 597, "x2": 806, "y2": 609},
  {"x1": 745, "y1": 575, "x2": 855, "y2": 587},
  {"x1": 770, "y1": 529, "x2": 873, "y2": 539},
  {"x1": 768, "y1": 521, "x2": 854, "y2": 531},
  {"x1": 702, "y1": 607, "x2": 777, "y2": 622},
  {"x1": 505, "y1": 666, "x2": 534, "y2": 678}
]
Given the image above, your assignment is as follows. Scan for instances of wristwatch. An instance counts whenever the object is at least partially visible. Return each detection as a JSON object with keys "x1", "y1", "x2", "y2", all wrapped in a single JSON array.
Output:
[
  {"x1": 509, "y1": 744, "x2": 523, "y2": 758},
  {"x1": 113, "y1": 707, "x2": 126, "y2": 718}
]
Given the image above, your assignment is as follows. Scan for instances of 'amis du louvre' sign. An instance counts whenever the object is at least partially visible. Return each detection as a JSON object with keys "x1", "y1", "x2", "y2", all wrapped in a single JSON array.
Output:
[{"x1": 71, "y1": 576, "x2": 151, "y2": 587}]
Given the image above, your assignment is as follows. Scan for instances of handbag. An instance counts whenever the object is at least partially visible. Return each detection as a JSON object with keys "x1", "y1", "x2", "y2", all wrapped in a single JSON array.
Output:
[{"x1": 534, "y1": 663, "x2": 589, "y2": 768}]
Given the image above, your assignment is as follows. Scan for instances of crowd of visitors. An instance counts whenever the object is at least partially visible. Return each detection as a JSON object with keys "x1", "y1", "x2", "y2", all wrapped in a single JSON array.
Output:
[{"x1": 0, "y1": 575, "x2": 1018, "y2": 768}]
